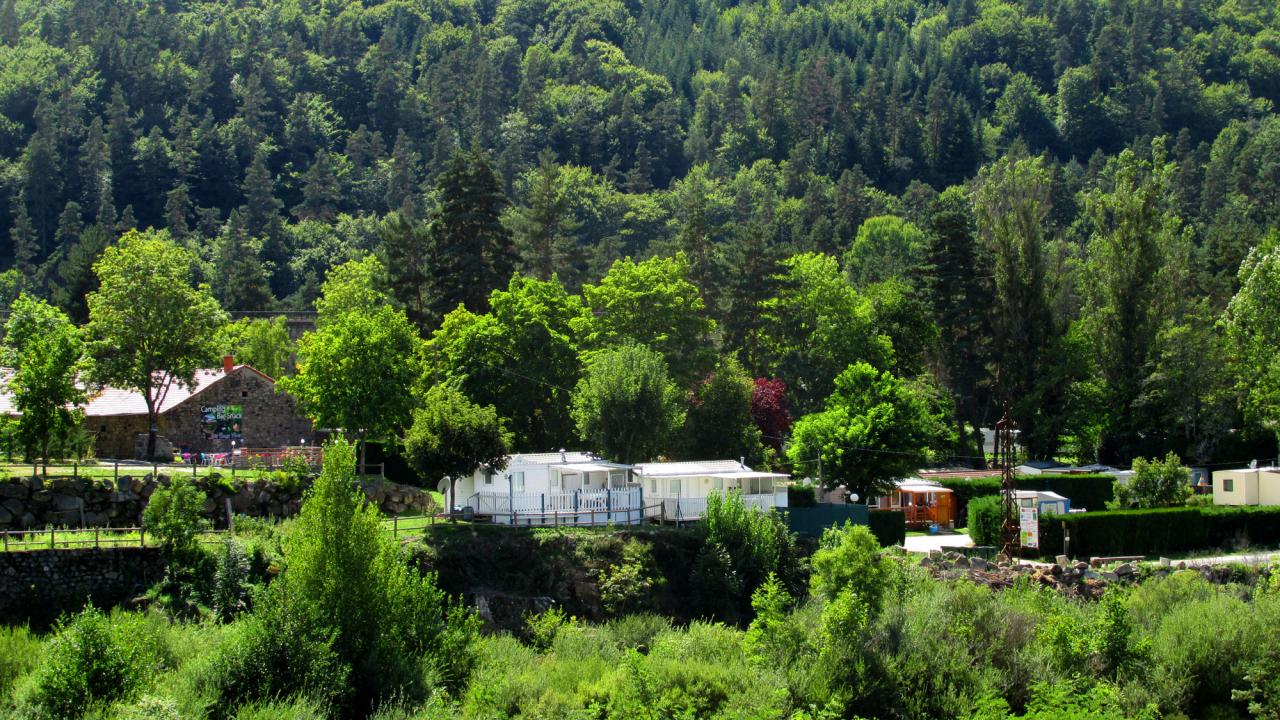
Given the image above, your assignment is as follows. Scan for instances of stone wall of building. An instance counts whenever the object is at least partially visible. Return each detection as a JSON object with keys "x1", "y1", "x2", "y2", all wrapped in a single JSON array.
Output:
[
  {"x1": 0, "y1": 547, "x2": 166, "y2": 626},
  {"x1": 90, "y1": 367, "x2": 316, "y2": 459},
  {"x1": 0, "y1": 473, "x2": 439, "y2": 530}
]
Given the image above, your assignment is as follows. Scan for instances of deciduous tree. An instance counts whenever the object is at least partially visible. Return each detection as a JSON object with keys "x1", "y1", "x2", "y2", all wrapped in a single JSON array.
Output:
[
  {"x1": 571, "y1": 344, "x2": 684, "y2": 464},
  {"x1": 84, "y1": 230, "x2": 226, "y2": 459},
  {"x1": 403, "y1": 383, "x2": 511, "y2": 506},
  {"x1": 2, "y1": 294, "x2": 85, "y2": 470}
]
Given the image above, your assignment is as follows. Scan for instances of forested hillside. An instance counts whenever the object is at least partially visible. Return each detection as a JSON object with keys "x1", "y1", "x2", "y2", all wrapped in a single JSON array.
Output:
[{"x1": 2, "y1": 0, "x2": 1279, "y2": 467}]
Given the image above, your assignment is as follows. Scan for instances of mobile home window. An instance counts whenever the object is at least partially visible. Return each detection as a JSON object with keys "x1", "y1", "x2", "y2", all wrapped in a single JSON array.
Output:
[
  {"x1": 512, "y1": 472, "x2": 525, "y2": 492},
  {"x1": 551, "y1": 473, "x2": 562, "y2": 490},
  {"x1": 649, "y1": 478, "x2": 657, "y2": 494},
  {"x1": 484, "y1": 471, "x2": 494, "y2": 486},
  {"x1": 714, "y1": 477, "x2": 724, "y2": 491},
  {"x1": 1224, "y1": 477, "x2": 1234, "y2": 492},
  {"x1": 670, "y1": 478, "x2": 682, "y2": 495}
]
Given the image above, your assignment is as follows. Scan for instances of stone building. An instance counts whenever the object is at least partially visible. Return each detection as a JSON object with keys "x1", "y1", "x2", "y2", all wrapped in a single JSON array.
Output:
[{"x1": 1, "y1": 357, "x2": 317, "y2": 459}]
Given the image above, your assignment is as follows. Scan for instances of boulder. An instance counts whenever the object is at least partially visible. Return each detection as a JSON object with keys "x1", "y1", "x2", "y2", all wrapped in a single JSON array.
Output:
[
  {"x1": 0, "y1": 505, "x2": 12, "y2": 525},
  {"x1": 1055, "y1": 555, "x2": 1069, "y2": 566},
  {"x1": 1102, "y1": 571, "x2": 1120, "y2": 582},
  {"x1": 953, "y1": 555, "x2": 970, "y2": 568},
  {"x1": 53, "y1": 495, "x2": 82, "y2": 512},
  {"x1": 970, "y1": 557, "x2": 988, "y2": 571},
  {"x1": 0, "y1": 483, "x2": 28, "y2": 500},
  {"x1": 1115, "y1": 563, "x2": 1134, "y2": 576}
]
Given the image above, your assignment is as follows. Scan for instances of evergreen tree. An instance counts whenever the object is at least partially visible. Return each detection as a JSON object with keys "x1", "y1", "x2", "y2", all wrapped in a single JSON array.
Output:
[
  {"x1": 52, "y1": 224, "x2": 111, "y2": 323},
  {"x1": 378, "y1": 212, "x2": 432, "y2": 330},
  {"x1": 507, "y1": 151, "x2": 582, "y2": 286},
  {"x1": 293, "y1": 150, "x2": 341, "y2": 222},
  {"x1": 213, "y1": 211, "x2": 273, "y2": 312},
  {"x1": 9, "y1": 192, "x2": 36, "y2": 277},
  {"x1": 423, "y1": 148, "x2": 516, "y2": 325}
]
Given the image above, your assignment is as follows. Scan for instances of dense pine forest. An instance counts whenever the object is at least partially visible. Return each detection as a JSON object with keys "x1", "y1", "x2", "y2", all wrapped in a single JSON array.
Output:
[{"x1": 2, "y1": 0, "x2": 1280, "y2": 469}]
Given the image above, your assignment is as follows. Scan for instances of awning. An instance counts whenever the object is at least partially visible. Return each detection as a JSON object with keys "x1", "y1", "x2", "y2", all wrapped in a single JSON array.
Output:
[
  {"x1": 554, "y1": 463, "x2": 624, "y2": 473},
  {"x1": 708, "y1": 471, "x2": 790, "y2": 480},
  {"x1": 896, "y1": 483, "x2": 954, "y2": 494}
]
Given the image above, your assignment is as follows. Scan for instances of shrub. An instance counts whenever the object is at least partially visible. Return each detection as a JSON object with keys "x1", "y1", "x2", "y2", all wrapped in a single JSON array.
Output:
[
  {"x1": 524, "y1": 606, "x2": 576, "y2": 652},
  {"x1": 810, "y1": 523, "x2": 893, "y2": 613},
  {"x1": 143, "y1": 475, "x2": 210, "y2": 552},
  {"x1": 597, "y1": 538, "x2": 663, "y2": 614},
  {"x1": 0, "y1": 626, "x2": 40, "y2": 702},
  {"x1": 967, "y1": 495, "x2": 1004, "y2": 547},
  {"x1": 867, "y1": 509, "x2": 906, "y2": 546},
  {"x1": 788, "y1": 483, "x2": 818, "y2": 507},
  {"x1": 1112, "y1": 453, "x2": 1191, "y2": 509},
  {"x1": 692, "y1": 492, "x2": 803, "y2": 621},
  {"x1": 211, "y1": 539, "x2": 253, "y2": 621},
  {"x1": 26, "y1": 607, "x2": 154, "y2": 718}
]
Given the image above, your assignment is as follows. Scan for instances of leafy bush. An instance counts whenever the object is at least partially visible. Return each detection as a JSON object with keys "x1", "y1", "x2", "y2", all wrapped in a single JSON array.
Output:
[
  {"x1": 944, "y1": 474, "x2": 1117, "y2": 525},
  {"x1": 810, "y1": 523, "x2": 893, "y2": 612},
  {"x1": 26, "y1": 607, "x2": 155, "y2": 718},
  {"x1": 788, "y1": 483, "x2": 818, "y2": 507},
  {"x1": 523, "y1": 606, "x2": 576, "y2": 652},
  {"x1": 211, "y1": 539, "x2": 254, "y2": 621},
  {"x1": 597, "y1": 538, "x2": 662, "y2": 614},
  {"x1": 868, "y1": 509, "x2": 906, "y2": 546},
  {"x1": 967, "y1": 495, "x2": 1004, "y2": 547},
  {"x1": 0, "y1": 626, "x2": 40, "y2": 702},
  {"x1": 692, "y1": 492, "x2": 803, "y2": 621},
  {"x1": 1112, "y1": 452, "x2": 1191, "y2": 509},
  {"x1": 143, "y1": 475, "x2": 210, "y2": 552}
]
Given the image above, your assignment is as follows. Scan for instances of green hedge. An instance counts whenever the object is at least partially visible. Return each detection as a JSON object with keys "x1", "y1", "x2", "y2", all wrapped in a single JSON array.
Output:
[
  {"x1": 967, "y1": 495, "x2": 1003, "y2": 547},
  {"x1": 868, "y1": 510, "x2": 906, "y2": 547},
  {"x1": 1037, "y1": 505, "x2": 1280, "y2": 559},
  {"x1": 787, "y1": 484, "x2": 818, "y2": 508},
  {"x1": 942, "y1": 473, "x2": 1116, "y2": 527}
]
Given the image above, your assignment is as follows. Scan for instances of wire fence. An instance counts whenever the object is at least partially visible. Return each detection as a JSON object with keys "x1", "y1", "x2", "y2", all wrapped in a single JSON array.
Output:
[{"x1": 0, "y1": 511, "x2": 445, "y2": 552}]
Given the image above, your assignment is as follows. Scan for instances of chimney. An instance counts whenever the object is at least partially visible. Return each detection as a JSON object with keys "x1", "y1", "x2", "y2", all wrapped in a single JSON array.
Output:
[
  {"x1": 560, "y1": 448, "x2": 566, "y2": 463},
  {"x1": 222, "y1": 355, "x2": 235, "y2": 374},
  {"x1": 739, "y1": 456, "x2": 745, "y2": 469}
]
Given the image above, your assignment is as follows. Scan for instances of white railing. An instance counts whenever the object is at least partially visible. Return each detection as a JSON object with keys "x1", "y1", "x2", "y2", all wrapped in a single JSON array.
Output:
[
  {"x1": 468, "y1": 488, "x2": 645, "y2": 526},
  {"x1": 653, "y1": 492, "x2": 780, "y2": 520}
]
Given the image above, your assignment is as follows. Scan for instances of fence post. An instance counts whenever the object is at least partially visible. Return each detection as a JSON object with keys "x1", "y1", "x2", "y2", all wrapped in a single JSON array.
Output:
[
  {"x1": 73, "y1": 463, "x2": 78, "y2": 480},
  {"x1": 95, "y1": 527, "x2": 99, "y2": 549},
  {"x1": 2, "y1": 531, "x2": 7, "y2": 552},
  {"x1": 393, "y1": 514, "x2": 398, "y2": 538},
  {"x1": 140, "y1": 528, "x2": 145, "y2": 548},
  {"x1": 114, "y1": 461, "x2": 119, "y2": 484},
  {"x1": 50, "y1": 526, "x2": 55, "y2": 549}
]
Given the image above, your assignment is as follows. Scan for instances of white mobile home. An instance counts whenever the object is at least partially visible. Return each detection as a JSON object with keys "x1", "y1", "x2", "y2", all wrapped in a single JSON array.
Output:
[
  {"x1": 634, "y1": 460, "x2": 789, "y2": 520},
  {"x1": 442, "y1": 452, "x2": 641, "y2": 525}
]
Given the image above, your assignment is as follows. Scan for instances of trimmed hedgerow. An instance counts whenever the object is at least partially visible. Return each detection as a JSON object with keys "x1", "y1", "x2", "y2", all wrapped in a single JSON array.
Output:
[
  {"x1": 1038, "y1": 505, "x2": 1280, "y2": 559},
  {"x1": 868, "y1": 509, "x2": 906, "y2": 547}
]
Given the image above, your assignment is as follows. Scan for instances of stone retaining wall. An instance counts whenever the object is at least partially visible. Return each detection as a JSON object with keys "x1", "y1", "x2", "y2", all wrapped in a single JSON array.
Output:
[
  {"x1": 0, "y1": 473, "x2": 439, "y2": 530},
  {"x1": 0, "y1": 547, "x2": 166, "y2": 626}
]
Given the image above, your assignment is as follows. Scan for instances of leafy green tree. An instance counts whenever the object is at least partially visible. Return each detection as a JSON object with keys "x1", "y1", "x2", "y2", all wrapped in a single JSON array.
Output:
[
  {"x1": 758, "y1": 253, "x2": 891, "y2": 414},
  {"x1": 403, "y1": 383, "x2": 512, "y2": 504},
  {"x1": 571, "y1": 344, "x2": 684, "y2": 464},
  {"x1": 683, "y1": 355, "x2": 764, "y2": 464},
  {"x1": 1223, "y1": 231, "x2": 1280, "y2": 447},
  {"x1": 218, "y1": 316, "x2": 293, "y2": 379},
  {"x1": 427, "y1": 273, "x2": 586, "y2": 450},
  {"x1": 574, "y1": 254, "x2": 716, "y2": 386},
  {"x1": 2, "y1": 294, "x2": 85, "y2": 470},
  {"x1": 972, "y1": 153, "x2": 1060, "y2": 457},
  {"x1": 844, "y1": 216, "x2": 926, "y2": 288},
  {"x1": 84, "y1": 230, "x2": 226, "y2": 459},
  {"x1": 787, "y1": 362, "x2": 940, "y2": 502},
  {"x1": 279, "y1": 259, "x2": 420, "y2": 472},
  {"x1": 809, "y1": 523, "x2": 892, "y2": 611},
  {"x1": 424, "y1": 148, "x2": 516, "y2": 325},
  {"x1": 313, "y1": 255, "x2": 385, "y2": 321},
  {"x1": 1080, "y1": 140, "x2": 1188, "y2": 462},
  {"x1": 1112, "y1": 452, "x2": 1191, "y2": 509}
]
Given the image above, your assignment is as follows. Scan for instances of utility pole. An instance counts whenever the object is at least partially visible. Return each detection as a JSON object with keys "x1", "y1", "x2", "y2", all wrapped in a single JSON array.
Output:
[{"x1": 996, "y1": 403, "x2": 1018, "y2": 561}]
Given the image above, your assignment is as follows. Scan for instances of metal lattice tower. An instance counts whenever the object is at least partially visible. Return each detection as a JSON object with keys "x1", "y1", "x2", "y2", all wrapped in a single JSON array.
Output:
[{"x1": 995, "y1": 405, "x2": 1018, "y2": 560}]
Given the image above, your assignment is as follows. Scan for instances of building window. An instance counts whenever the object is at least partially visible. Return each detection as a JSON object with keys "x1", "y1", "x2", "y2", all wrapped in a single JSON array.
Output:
[
  {"x1": 484, "y1": 471, "x2": 494, "y2": 486},
  {"x1": 1224, "y1": 477, "x2": 1234, "y2": 492},
  {"x1": 670, "y1": 478, "x2": 682, "y2": 496},
  {"x1": 241, "y1": 391, "x2": 248, "y2": 398},
  {"x1": 714, "y1": 478, "x2": 724, "y2": 491},
  {"x1": 649, "y1": 478, "x2": 657, "y2": 494},
  {"x1": 512, "y1": 472, "x2": 525, "y2": 492},
  {"x1": 551, "y1": 473, "x2": 562, "y2": 490}
]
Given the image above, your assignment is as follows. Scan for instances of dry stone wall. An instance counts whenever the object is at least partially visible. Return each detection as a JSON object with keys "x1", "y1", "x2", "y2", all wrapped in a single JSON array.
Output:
[
  {"x1": 0, "y1": 473, "x2": 439, "y2": 530},
  {"x1": 0, "y1": 547, "x2": 166, "y2": 626}
]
